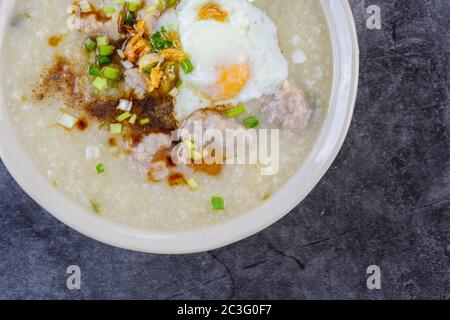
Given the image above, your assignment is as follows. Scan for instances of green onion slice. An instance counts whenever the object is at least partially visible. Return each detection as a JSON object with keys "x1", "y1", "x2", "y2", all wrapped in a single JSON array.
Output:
[
  {"x1": 211, "y1": 196, "x2": 225, "y2": 210},
  {"x1": 104, "y1": 6, "x2": 116, "y2": 16},
  {"x1": 151, "y1": 31, "x2": 173, "y2": 51},
  {"x1": 191, "y1": 150, "x2": 202, "y2": 161},
  {"x1": 129, "y1": 114, "x2": 137, "y2": 125},
  {"x1": 186, "y1": 178, "x2": 199, "y2": 190},
  {"x1": 96, "y1": 163, "x2": 105, "y2": 174},
  {"x1": 92, "y1": 77, "x2": 108, "y2": 91},
  {"x1": 102, "y1": 66, "x2": 121, "y2": 80},
  {"x1": 124, "y1": 11, "x2": 135, "y2": 25},
  {"x1": 126, "y1": 1, "x2": 140, "y2": 12},
  {"x1": 139, "y1": 118, "x2": 150, "y2": 125},
  {"x1": 57, "y1": 112, "x2": 78, "y2": 129},
  {"x1": 98, "y1": 45, "x2": 115, "y2": 56},
  {"x1": 96, "y1": 55, "x2": 112, "y2": 65},
  {"x1": 96, "y1": 36, "x2": 109, "y2": 46},
  {"x1": 117, "y1": 112, "x2": 132, "y2": 122},
  {"x1": 88, "y1": 65, "x2": 100, "y2": 76},
  {"x1": 84, "y1": 38, "x2": 97, "y2": 52},
  {"x1": 180, "y1": 58, "x2": 194, "y2": 74},
  {"x1": 227, "y1": 104, "x2": 246, "y2": 118},
  {"x1": 110, "y1": 123, "x2": 122, "y2": 135},
  {"x1": 243, "y1": 116, "x2": 260, "y2": 129}
]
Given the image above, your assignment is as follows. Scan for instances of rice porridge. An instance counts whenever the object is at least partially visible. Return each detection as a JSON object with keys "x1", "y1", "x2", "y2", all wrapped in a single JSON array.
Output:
[{"x1": 1, "y1": 0, "x2": 332, "y2": 231}]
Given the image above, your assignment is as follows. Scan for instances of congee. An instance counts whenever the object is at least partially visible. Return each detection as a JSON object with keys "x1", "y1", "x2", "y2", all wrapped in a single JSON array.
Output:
[{"x1": 2, "y1": 0, "x2": 333, "y2": 230}]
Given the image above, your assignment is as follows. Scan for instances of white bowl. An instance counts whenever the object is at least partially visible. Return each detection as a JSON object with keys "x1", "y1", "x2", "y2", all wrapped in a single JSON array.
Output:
[{"x1": 0, "y1": 0, "x2": 359, "y2": 254}]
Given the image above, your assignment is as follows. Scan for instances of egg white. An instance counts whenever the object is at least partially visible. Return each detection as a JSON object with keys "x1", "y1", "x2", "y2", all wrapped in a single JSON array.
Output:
[{"x1": 162, "y1": 0, "x2": 288, "y2": 121}]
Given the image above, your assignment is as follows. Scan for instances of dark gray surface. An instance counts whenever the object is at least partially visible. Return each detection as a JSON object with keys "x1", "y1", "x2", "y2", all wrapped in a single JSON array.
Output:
[{"x1": 0, "y1": 0, "x2": 449, "y2": 300}]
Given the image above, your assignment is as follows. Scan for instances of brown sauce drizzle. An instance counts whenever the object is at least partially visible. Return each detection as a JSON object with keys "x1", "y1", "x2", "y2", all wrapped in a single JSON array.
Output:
[
  {"x1": 33, "y1": 56, "x2": 76, "y2": 101},
  {"x1": 168, "y1": 173, "x2": 187, "y2": 187},
  {"x1": 152, "y1": 149, "x2": 175, "y2": 167},
  {"x1": 194, "y1": 163, "x2": 223, "y2": 176},
  {"x1": 32, "y1": 56, "x2": 178, "y2": 143},
  {"x1": 149, "y1": 148, "x2": 223, "y2": 187},
  {"x1": 164, "y1": 163, "x2": 223, "y2": 188},
  {"x1": 108, "y1": 137, "x2": 118, "y2": 147},
  {"x1": 84, "y1": 95, "x2": 178, "y2": 141},
  {"x1": 32, "y1": 55, "x2": 224, "y2": 187},
  {"x1": 76, "y1": 117, "x2": 88, "y2": 131},
  {"x1": 48, "y1": 35, "x2": 63, "y2": 47}
]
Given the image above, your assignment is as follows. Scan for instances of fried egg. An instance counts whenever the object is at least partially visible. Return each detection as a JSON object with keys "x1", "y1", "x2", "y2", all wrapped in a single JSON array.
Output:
[{"x1": 162, "y1": 0, "x2": 288, "y2": 121}]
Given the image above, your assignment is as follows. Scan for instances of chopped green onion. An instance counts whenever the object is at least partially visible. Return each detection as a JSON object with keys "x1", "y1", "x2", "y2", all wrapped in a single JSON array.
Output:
[
  {"x1": 102, "y1": 66, "x2": 121, "y2": 80},
  {"x1": 211, "y1": 196, "x2": 225, "y2": 210},
  {"x1": 96, "y1": 163, "x2": 105, "y2": 174},
  {"x1": 184, "y1": 140, "x2": 202, "y2": 161},
  {"x1": 186, "y1": 178, "x2": 199, "y2": 191},
  {"x1": 92, "y1": 77, "x2": 108, "y2": 91},
  {"x1": 129, "y1": 114, "x2": 137, "y2": 124},
  {"x1": 243, "y1": 116, "x2": 260, "y2": 129},
  {"x1": 104, "y1": 6, "x2": 116, "y2": 15},
  {"x1": 110, "y1": 123, "x2": 122, "y2": 135},
  {"x1": 88, "y1": 65, "x2": 100, "y2": 76},
  {"x1": 184, "y1": 139, "x2": 195, "y2": 150},
  {"x1": 98, "y1": 44, "x2": 115, "y2": 56},
  {"x1": 180, "y1": 58, "x2": 194, "y2": 74},
  {"x1": 142, "y1": 63, "x2": 155, "y2": 73},
  {"x1": 57, "y1": 112, "x2": 78, "y2": 129},
  {"x1": 139, "y1": 118, "x2": 150, "y2": 125},
  {"x1": 151, "y1": 31, "x2": 173, "y2": 51},
  {"x1": 227, "y1": 104, "x2": 246, "y2": 118},
  {"x1": 126, "y1": 1, "x2": 140, "y2": 12},
  {"x1": 91, "y1": 201, "x2": 102, "y2": 214},
  {"x1": 124, "y1": 11, "x2": 135, "y2": 25},
  {"x1": 84, "y1": 38, "x2": 97, "y2": 52},
  {"x1": 117, "y1": 112, "x2": 132, "y2": 122},
  {"x1": 96, "y1": 55, "x2": 112, "y2": 65},
  {"x1": 191, "y1": 150, "x2": 202, "y2": 161},
  {"x1": 96, "y1": 36, "x2": 109, "y2": 46}
]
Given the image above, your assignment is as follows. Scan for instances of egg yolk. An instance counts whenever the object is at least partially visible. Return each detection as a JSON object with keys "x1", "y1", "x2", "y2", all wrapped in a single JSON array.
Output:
[
  {"x1": 214, "y1": 63, "x2": 250, "y2": 100},
  {"x1": 198, "y1": 2, "x2": 229, "y2": 23}
]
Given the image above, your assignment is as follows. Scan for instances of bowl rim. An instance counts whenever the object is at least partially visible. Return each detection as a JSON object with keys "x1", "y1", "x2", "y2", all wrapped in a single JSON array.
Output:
[{"x1": 0, "y1": 0, "x2": 359, "y2": 254}]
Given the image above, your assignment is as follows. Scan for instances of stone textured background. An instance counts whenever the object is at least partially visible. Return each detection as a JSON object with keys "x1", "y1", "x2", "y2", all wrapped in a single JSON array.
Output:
[{"x1": 0, "y1": 0, "x2": 448, "y2": 300}]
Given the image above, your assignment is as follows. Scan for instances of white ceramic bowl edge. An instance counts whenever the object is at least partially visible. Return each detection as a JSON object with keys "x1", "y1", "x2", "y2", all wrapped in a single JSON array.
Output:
[{"x1": 0, "y1": 0, "x2": 359, "y2": 254}]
